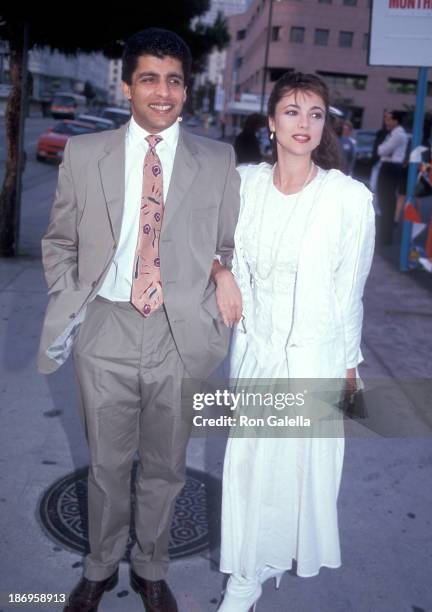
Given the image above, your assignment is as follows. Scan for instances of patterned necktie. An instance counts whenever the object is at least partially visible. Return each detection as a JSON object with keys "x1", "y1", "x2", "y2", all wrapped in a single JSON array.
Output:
[{"x1": 131, "y1": 135, "x2": 164, "y2": 317}]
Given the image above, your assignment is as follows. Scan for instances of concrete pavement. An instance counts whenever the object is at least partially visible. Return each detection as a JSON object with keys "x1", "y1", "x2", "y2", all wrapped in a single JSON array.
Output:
[{"x1": 0, "y1": 146, "x2": 431, "y2": 612}]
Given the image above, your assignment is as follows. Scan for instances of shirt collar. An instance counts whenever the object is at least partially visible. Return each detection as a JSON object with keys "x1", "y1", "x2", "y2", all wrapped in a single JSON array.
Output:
[{"x1": 127, "y1": 115, "x2": 180, "y2": 152}]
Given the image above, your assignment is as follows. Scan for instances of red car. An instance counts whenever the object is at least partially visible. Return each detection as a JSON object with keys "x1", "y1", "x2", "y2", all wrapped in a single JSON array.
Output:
[{"x1": 36, "y1": 120, "x2": 95, "y2": 162}]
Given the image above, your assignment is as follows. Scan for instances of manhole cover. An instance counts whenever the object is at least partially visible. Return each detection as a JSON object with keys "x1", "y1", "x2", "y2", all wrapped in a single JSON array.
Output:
[{"x1": 38, "y1": 464, "x2": 221, "y2": 560}]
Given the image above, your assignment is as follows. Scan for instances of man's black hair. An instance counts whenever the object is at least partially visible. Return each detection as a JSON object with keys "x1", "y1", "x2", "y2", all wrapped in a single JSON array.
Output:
[
  {"x1": 122, "y1": 28, "x2": 192, "y2": 85},
  {"x1": 389, "y1": 110, "x2": 405, "y2": 125}
]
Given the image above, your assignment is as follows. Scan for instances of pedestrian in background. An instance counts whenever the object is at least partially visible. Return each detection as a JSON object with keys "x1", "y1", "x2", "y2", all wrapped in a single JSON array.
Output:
[
  {"x1": 234, "y1": 113, "x2": 265, "y2": 165},
  {"x1": 369, "y1": 111, "x2": 390, "y2": 214},
  {"x1": 395, "y1": 116, "x2": 432, "y2": 226},
  {"x1": 220, "y1": 116, "x2": 226, "y2": 140},
  {"x1": 377, "y1": 110, "x2": 408, "y2": 245},
  {"x1": 340, "y1": 119, "x2": 357, "y2": 175}
]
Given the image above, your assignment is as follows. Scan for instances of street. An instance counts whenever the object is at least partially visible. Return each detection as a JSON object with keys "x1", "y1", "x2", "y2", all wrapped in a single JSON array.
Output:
[{"x1": 0, "y1": 117, "x2": 432, "y2": 611}]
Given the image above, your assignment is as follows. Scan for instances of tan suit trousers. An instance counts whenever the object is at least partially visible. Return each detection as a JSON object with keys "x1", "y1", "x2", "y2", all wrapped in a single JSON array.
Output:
[{"x1": 73, "y1": 296, "x2": 191, "y2": 581}]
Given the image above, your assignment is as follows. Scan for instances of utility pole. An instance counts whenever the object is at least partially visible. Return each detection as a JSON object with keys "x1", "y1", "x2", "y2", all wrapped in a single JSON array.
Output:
[{"x1": 260, "y1": 0, "x2": 273, "y2": 114}]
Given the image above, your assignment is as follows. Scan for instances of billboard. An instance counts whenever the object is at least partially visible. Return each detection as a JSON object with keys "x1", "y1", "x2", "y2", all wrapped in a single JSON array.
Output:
[{"x1": 369, "y1": 0, "x2": 432, "y2": 67}]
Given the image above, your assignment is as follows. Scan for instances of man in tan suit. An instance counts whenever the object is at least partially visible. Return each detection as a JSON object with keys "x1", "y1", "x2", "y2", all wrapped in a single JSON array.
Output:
[{"x1": 38, "y1": 28, "x2": 241, "y2": 612}]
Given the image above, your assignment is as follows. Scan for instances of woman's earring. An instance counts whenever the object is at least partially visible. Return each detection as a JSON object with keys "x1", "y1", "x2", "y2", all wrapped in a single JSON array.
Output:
[
  {"x1": 269, "y1": 131, "x2": 275, "y2": 141},
  {"x1": 177, "y1": 116, "x2": 183, "y2": 122}
]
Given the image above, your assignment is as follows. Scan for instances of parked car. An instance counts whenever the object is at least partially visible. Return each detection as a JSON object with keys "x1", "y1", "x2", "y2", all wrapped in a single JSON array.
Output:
[
  {"x1": 354, "y1": 129, "x2": 377, "y2": 164},
  {"x1": 77, "y1": 114, "x2": 115, "y2": 131},
  {"x1": 100, "y1": 107, "x2": 131, "y2": 127},
  {"x1": 36, "y1": 120, "x2": 95, "y2": 162},
  {"x1": 352, "y1": 129, "x2": 377, "y2": 181},
  {"x1": 50, "y1": 92, "x2": 87, "y2": 119}
]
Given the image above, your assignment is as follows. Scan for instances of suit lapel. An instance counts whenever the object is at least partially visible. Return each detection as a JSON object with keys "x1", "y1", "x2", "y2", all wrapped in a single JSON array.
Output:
[
  {"x1": 98, "y1": 124, "x2": 127, "y2": 244},
  {"x1": 162, "y1": 128, "x2": 200, "y2": 234}
]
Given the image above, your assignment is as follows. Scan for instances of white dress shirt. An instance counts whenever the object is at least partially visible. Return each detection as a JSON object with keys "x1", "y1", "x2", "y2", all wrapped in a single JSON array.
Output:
[
  {"x1": 98, "y1": 116, "x2": 179, "y2": 301},
  {"x1": 377, "y1": 125, "x2": 408, "y2": 163}
]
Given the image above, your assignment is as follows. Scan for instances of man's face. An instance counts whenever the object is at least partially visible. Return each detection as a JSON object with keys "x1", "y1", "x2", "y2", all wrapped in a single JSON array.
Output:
[
  {"x1": 384, "y1": 113, "x2": 397, "y2": 131},
  {"x1": 123, "y1": 54, "x2": 187, "y2": 133}
]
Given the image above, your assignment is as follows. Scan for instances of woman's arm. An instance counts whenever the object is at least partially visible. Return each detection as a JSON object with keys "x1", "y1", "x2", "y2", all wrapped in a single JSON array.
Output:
[{"x1": 334, "y1": 182, "x2": 376, "y2": 372}]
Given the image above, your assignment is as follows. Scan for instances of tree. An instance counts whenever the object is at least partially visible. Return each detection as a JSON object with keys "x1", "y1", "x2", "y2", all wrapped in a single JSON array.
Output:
[{"x1": 0, "y1": 2, "x2": 229, "y2": 256}]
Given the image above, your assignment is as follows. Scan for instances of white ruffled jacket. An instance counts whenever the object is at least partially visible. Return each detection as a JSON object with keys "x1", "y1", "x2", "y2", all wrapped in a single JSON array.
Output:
[{"x1": 231, "y1": 163, "x2": 376, "y2": 380}]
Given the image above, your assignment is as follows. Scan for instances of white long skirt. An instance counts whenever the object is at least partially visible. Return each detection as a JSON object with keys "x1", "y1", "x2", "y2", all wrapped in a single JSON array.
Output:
[{"x1": 220, "y1": 346, "x2": 345, "y2": 579}]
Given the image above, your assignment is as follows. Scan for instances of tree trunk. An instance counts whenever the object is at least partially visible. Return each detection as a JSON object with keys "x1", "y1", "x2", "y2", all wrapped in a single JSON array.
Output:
[{"x1": 0, "y1": 25, "x2": 28, "y2": 257}]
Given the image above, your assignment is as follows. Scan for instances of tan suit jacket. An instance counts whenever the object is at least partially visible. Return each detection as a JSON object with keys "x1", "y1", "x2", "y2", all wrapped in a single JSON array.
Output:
[{"x1": 38, "y1": 123, "x2": 240, "y2": 378}]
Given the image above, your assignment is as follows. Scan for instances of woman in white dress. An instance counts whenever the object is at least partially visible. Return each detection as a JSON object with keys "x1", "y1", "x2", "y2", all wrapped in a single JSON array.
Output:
[{"x1": 217, "y1": 73, "x2": 375, "y2": 611}]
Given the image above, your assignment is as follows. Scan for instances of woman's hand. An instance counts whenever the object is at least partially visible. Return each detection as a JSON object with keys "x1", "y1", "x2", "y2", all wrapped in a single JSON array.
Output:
[
  {"x1": 345, "y1": 367, "x2": 357, "y2": 395},
  {"x1": 212, "y1": 263, "x2": 243, "y2": 327}
]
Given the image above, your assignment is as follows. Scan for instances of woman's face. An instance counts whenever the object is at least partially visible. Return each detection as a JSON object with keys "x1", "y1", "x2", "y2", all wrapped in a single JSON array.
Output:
[{"x1": 269, "y1": 89, "x2": 326, "y2": 158}]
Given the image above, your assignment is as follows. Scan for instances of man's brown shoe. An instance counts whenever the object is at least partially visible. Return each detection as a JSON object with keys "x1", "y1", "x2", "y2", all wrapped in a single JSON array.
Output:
[
  {"x1": 63, "y1": 569, "x2": 118, "y2": 612},
  {"x1": 130, "y1": 569, "x2": 178, "y2": 612}
]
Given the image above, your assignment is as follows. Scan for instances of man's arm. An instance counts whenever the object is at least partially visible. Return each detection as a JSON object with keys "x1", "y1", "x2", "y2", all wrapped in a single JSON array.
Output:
[
  {"x1": 211, "y1": 259, "x2": 242, "y2": 327},
  {"x1": 214, "y1": 146, "x2": 240, "y2": 270},
  {"x1": 377, "y1": 129, "x2": 404, "y2": 158},
  {"x1": 41, "y1": 140, "x2": 79, "y2": 293},
  {"x1": 211, "y1": 146, "x2": 242, "y2": 327}
]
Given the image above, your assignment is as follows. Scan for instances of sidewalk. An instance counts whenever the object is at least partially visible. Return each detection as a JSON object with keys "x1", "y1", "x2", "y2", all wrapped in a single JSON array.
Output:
[{"x1": 0, "y1": 165, "x2": 431, "y2": 612}]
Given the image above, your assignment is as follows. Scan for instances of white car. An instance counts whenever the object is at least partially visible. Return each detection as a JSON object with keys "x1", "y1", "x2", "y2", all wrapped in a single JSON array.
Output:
[
  {"x1": 100, "y1": 107, "x2": 131, "y2": 127},
  {"x1": 77, "y1": 114, "x2": 115, "y2": 131}
]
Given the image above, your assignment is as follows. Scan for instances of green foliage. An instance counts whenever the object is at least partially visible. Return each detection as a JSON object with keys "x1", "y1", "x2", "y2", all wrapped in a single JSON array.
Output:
[{"x1": 0, "y1": 1, "x2": 228, "y2": 66}]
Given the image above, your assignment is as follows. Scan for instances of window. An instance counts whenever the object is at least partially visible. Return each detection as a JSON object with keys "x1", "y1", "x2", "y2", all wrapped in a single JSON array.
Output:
[
  {"x1": 343, "y1": 0, "x2": 357, "y2": 5},
  {"x1": 339, "y1": 31, "x2": 353, "y2": 47},
  {"x1": 388, "y1": 78, "x2": 416, "y2": 95},
  {"x1": 290, "y1": 26, "x2": 305, "y2": 43},
  {"x1": 235, "y1": 56, "x2": 243, "y2": 68},
  {"x1": 314, "y1": 29, "x2": 329, "y2": 46},
  {"x1": 343, "y1": 106, "x2": 363, "y2": 129},
  {"x1": 236, "y1": 29, "x2": 246, "y2": 40},
  {"x1": 363, "y1": 33, "x2": 369, "y2": 50},
  {"x1": 317, "y1": 70, "x2": 367, "y2": 90},
  {"x1": 52, "y1": 95, "x2": 75, "y2": 106},
  {"x1": 272, "y1": 26, "x2": 281, "y2": 42},
  {"x1": 388, "y1": 78, "x2": 432, "y2": 96}
]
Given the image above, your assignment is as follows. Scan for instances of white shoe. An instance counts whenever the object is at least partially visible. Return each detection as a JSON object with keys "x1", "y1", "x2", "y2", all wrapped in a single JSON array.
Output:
[
  {"x1": 259, "y1": 566, "x2": 285, "y2": 590},
  {"x1": 218, "y1": 574, "x2": 262, "y2": 612}
]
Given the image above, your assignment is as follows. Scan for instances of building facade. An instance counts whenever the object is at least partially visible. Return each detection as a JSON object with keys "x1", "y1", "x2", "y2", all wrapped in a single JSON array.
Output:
[
  {"x1": 107, "y1": 59, "x2": 129, "y2": 108},
  {"x1": 195, "y1": 0, "x2": 248, "y2": 105},
  {"x1": 0, "y1": 42, "x2": 110, "y2": 114},
  {"x1": 28, "y1": 48, "x2": 109, "y2": 103},
  {"x1": 223, "y1": 0, "x2": 432, "y2": 131}
]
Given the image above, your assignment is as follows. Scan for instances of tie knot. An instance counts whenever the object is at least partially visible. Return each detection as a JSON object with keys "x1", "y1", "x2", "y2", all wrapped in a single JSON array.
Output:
[{"x1": 146, "y1": 135, "x2": 162, "y2": 150}]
